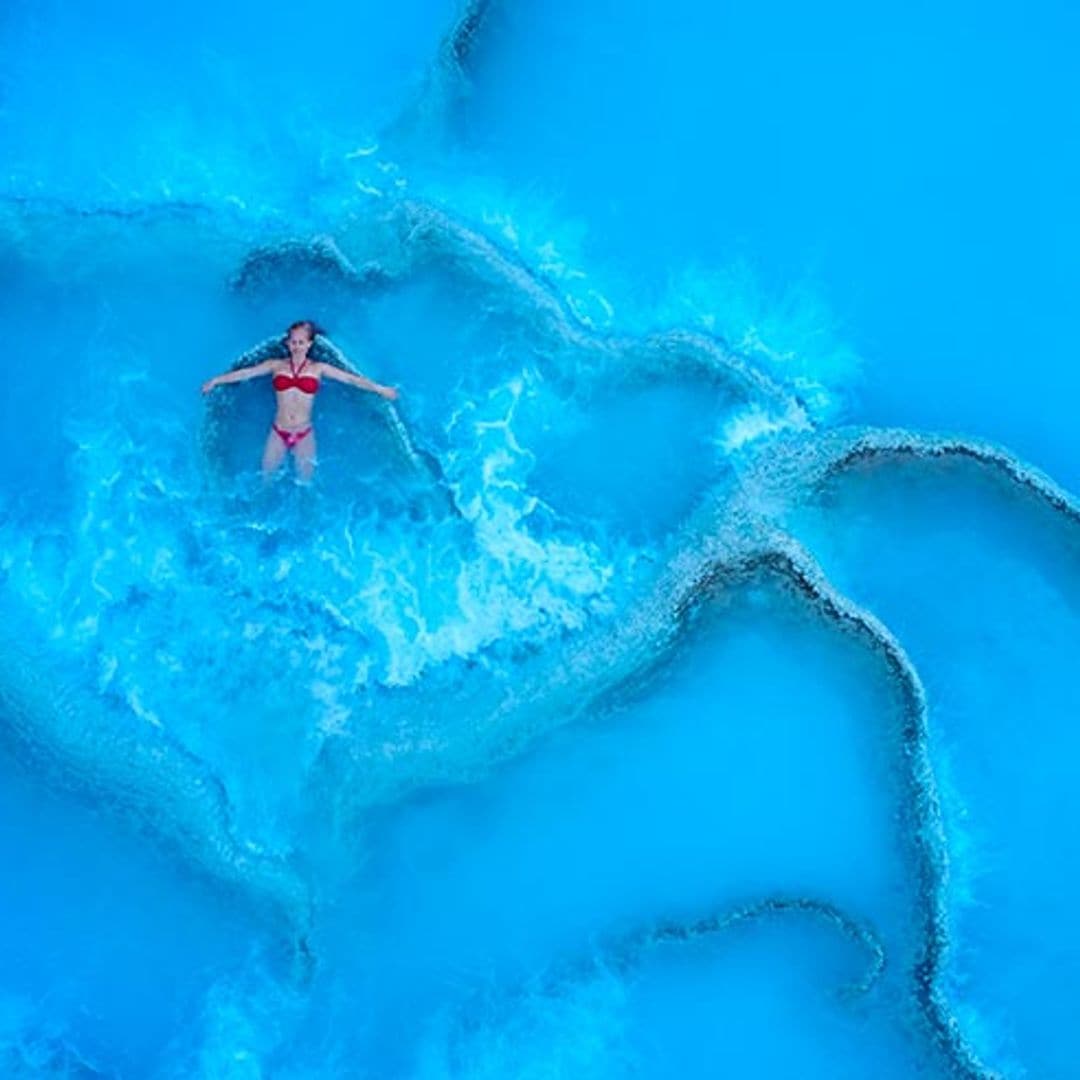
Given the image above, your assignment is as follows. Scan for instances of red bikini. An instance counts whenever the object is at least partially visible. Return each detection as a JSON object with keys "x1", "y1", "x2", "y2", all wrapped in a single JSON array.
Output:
[
  {"x1": 272, "y1": 359, "x2": 318, "y2": 448},
  {"x1": 272, "y1": 359, "x2": 320, "y2": 395},
  {"x1": 272, "y1": 423, "x2": 312, "y2": 448}
]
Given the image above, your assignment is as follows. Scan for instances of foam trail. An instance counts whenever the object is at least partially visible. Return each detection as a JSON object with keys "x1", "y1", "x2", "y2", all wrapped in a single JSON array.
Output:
[{"x1": 0, "y1": 603, "x2": 312, "y2": 949}]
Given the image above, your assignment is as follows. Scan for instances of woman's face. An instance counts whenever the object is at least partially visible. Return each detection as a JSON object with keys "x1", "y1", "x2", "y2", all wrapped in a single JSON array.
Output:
[{"x1": 287, "y1": 328, "x2": 313, "y2": 359}]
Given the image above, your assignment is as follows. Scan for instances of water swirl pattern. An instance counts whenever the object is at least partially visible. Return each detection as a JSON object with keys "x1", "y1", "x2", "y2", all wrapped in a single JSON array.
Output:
[{"x1": 2, "y1": 1, "x2": 1079, "y2": 1076}]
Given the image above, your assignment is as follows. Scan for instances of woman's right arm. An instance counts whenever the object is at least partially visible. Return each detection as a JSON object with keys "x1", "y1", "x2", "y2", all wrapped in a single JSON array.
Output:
[{"x1": 201, "y1": 360, "x2": 276, "y2": 394}]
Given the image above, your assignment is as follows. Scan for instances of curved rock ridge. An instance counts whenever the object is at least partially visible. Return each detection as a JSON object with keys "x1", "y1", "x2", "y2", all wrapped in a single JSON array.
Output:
[
  {"x1": 670, "y1": 425, "x2": 1080, "y2": 1076},
  {"x1": 456, "y1": 442, "x2": 1041, "y2": 1076},
  {"x1": 8, "y1": 167, "x2": 1077, "y2": 1074},
  {"x1": 567, "y1": 521, "x2": 983, "y2": 1071},
  {"x1": 736, "y1": 535, "x2": 992, "y2": 1080},
  {"x1": 0, "y1": 603, "x2": 313, "y2": 949},
  {"x1": 695, "y1": 425, "x2": 1080, "y2": 553},
  {"x1": 427, "y1": 420, "x2": 1080, "y2": 1073},
  {"x1": 0, "y1": 192, "x2": 216, "y2": 222},
  {"x1": 38, "y1": 173, "x2": 1074, "y2": 1062},
  {"x1": 604, "y1": 895, "x2": 886, "y2": 999},
  {"x1": 399, "y1": 199, "x2": 811, "y2": 415},
  {"x1": 818, "y1": 428, "x2": 1080, "y2": 526},
  {"x1": 1, "y1": 195, "x2": 806, "y2": 432},
  {"x1": 230, "y1": 199, "x2": 810, "y2": 426},
  {"x1": 230, "y1": 236, "x2": 395, "y2": 295},
  {"x1": 408, "y1": 522, "x2": 984, "y2": 1071},
  {"x1": 395, "y1": 200, "x2": 809, "y2": 411},
  {"x1": 443, "y1": 894, "x2": 886, "y2": 1054},
  {"x1": 441, "y1": 0, "x2": 497, "y2": 72},
  {"x1": 6, "y1": 6, "x2": 1045, "y2": 1068},
  {"x1": 383, "y1": 0, "x2": 499, "y2": 142}
]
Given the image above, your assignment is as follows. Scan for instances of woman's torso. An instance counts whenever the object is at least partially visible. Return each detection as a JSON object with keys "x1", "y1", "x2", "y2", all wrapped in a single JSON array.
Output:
[{"x1": 272, "y1": 358, "x2": 320, "y2": 428}]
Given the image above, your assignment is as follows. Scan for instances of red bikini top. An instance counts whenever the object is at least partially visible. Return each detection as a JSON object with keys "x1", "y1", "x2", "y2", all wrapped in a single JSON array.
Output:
[{"x1": 272, "y1": 359, "x2": 319, "y2": 395}]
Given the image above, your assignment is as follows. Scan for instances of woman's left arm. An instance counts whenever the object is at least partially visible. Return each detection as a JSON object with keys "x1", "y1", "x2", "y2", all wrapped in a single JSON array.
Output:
[{"x1": 318, "y1": 363, "x2": 398, "y2": 400}]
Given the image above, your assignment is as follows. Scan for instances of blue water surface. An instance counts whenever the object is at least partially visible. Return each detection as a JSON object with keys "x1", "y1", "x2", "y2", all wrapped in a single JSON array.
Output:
[{"x1": 1, "y1": 0, "x2": 1078, "y2": 1076}]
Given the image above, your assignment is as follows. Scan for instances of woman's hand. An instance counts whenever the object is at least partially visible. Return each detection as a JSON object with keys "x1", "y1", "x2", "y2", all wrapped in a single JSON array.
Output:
[
  {"x1": 201, "y1": 377, "x2": 219, "y2": 394},
  {"x1": 379, "y1": 384, "x2": 399, "y2": 402}
]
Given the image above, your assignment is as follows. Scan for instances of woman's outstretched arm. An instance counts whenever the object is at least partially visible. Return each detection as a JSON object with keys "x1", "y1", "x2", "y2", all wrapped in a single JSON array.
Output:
[
  {"x1": 201, "y1": 359, "x2": 277, "y2": 394},
  {"x1": 317, "y1": 363, "x2": 398, "y2": 400}
]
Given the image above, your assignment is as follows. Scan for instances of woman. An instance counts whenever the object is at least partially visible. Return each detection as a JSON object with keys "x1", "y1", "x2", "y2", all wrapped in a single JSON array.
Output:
[{"x1": 201, "y1": 321, "x2": 398, "y2": 480}]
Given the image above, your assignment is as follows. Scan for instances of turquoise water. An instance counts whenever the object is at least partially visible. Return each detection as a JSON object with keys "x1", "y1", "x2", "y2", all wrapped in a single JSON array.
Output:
[{"x1": 2, "y1": 1, "x2": 1078, "y2": 1076}]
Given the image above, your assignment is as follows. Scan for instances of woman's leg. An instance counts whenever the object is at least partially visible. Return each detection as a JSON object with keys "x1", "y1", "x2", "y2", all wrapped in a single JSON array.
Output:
[
  {"x1": 293, "y1": 429, "x2": 317, "y2": 483},
  {"x1": 262, "y1": 428, "x2": 288, "y2": 477}
]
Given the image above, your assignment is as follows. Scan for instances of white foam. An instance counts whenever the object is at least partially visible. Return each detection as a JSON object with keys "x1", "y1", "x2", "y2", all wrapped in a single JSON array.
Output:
[{"x1": 718, "y1": 401, "x2": 812, "y2": 453}]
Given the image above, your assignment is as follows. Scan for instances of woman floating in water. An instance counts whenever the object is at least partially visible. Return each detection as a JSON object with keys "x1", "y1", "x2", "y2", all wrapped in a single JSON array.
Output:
[{"x1": 201, "y1": 320, "x2": 398, "y2": 480}]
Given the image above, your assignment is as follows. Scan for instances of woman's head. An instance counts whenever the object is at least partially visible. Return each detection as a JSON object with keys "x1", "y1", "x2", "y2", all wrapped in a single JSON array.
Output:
[{"x1": 285, "y1": 320, "x2": 323, "y2": 359}]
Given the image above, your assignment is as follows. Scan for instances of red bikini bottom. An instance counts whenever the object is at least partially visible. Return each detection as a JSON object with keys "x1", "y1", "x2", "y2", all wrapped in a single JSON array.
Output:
[{"x1": 273, "y1": 424, "x2": 312, "y2": 449}]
